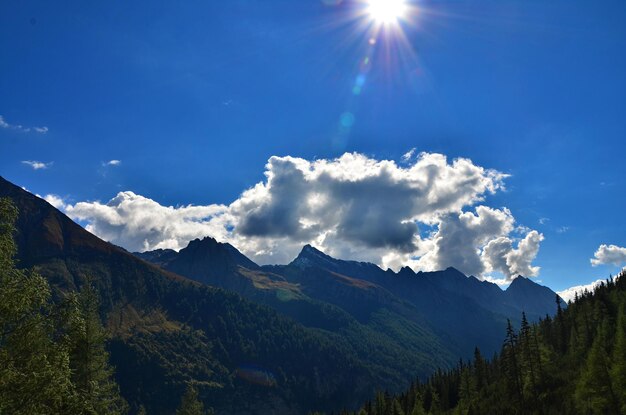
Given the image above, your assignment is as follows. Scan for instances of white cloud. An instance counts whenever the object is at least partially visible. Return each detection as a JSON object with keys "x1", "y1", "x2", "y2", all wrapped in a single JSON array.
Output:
[
  {"x1": 57, "y1": 152, "x2": 543, "y2": 277},
  {"x1": 558, "y1": 279, "x2": 605, "y2": 303},
  {"x1": 591, "y1": 244, "x2": 626, "y2": 266},
  {"x1": 43, "y1": 194, "x2": 67, "y2": 210},
  {"x1": 401, "y1": 148, "x2": 416, "y2": 162},
  {"x1": 413, "y1": 207, "x2": 543, "y2": 281},
  {"x1": 104, "y1": 160, "x2": 122, "y2": 166},
  {"x1": 0, "y1": 115, "x2": 48, "y2": 134},
  {"x1": 66, "y1": 192, "x2": 231, "y2": 252},
  {"x1": 22, "y1": 160, "x2": 52, "y2": 170}
]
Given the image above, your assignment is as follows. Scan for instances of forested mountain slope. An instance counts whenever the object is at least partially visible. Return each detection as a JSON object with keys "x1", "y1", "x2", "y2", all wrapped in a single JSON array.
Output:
[
  {"x1": 141, "y1": 239, "x2": 563, "y2": 360},
  {"x1": 347, "y1": 270, "x2": 626, "y2": 415}
]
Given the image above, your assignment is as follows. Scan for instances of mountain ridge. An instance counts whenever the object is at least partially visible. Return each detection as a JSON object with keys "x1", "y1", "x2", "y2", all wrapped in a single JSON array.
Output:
[{"x1": 139, "y1": 234, "x2": 563, "y2": 359}]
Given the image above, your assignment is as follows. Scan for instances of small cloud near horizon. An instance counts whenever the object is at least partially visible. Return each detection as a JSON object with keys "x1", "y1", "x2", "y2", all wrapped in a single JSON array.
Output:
[
  {"x1": 558, "y1": 279, "x2": 606, "y2": 302},
  {"x1": 591, "y1": 244, "x2": 626, "y2": 267}
]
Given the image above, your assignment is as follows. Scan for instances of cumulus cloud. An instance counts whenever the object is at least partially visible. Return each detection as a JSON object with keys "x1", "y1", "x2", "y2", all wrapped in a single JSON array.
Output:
[
  {"x1": 232, "y1": 153, "x2": 506, "y2": 246},
  {"x1": 43, "y1": 194, "x2": 67, "y2": 210},
  {"x1": 558, "y1": 279, "x2": 605, "y2": 303},
  {"x1": 58, "y1": 152, "x2": 543, "y2": 279},
  {"x1": 104, "y1": 160, "x2": 121, "y2": 166},
  {"x1": 412, "y1": 207, "x2": 543, "y2": 281},
  {"x1": 482, "y1": 230, "x2": 544, "y2": 279},
  {"x1": 1, "y1": 115, "x2": 48, "y2": 134},
  {"x1": 591, "y1": 244, "x2": 626, "y2": 267},
  {"x1": 66, "y1": 192, "x2": 231, "y2": 252},
  {"x1": 22, "y1": 160, "x2": 52, "y2": 170},
  {"x1": 418, "y1": 207, "x2": 515, "y2": 277}
]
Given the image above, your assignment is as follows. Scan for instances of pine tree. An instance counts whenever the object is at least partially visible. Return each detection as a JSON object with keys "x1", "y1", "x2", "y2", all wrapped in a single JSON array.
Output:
[
  {"x1": 0, "y1": 198, "x2": 76, "y2": 414},
  {"x1": 410, "y1": 396, "x2": 427, "y2": 415},
  {"x1": 610, "y1": 303, "x2": 626, "y2": 413},
  {"x1": 457, "y1": 366, "x2": 475, "y2": 412},
  {"x1": 64, "y1": 282, "x2": 127, "y2": 414},
  {"x1": 574, "y1": 322, "x2": 618, "y2": 414},
  {"x1": 390, "y1": 398, "x2": 405, "y2": 415},
  {"x1": 555, "y1": 295, "x2": 567, "y2": 353},
  {"x1": 502, "y1": 319, "x2": 523, "y2": 403},
  {"x1": 176, "y1": 385, "x2": 212, "y2": 415},
  {"x1": 472, "y1": 347, "x2": 486, "y2": 392},
  {"x1": 519, "y1": 313, "x2": 538, "y2": 396}
]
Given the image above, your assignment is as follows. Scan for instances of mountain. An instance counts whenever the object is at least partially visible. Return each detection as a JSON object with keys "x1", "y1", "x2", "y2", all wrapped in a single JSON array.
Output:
[
  {"x1": 136, "y1": 237, "x2": 459, "y2": 386},
  {"x1": 285, "y1": 244, "x2": 560, "y2": 321},
  {"x1": 140, "y1": 240, "x2": 563, "y2": 361},
  {"x1": 504, "y1": 275, "x2": 564, "y2": 316},
  {"x1": 0, "y1": 176, "x2": 448, "y2": 415}
]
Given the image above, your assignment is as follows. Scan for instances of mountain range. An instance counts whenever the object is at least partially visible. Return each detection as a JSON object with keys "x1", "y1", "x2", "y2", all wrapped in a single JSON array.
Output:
[
  {"x1": 136, "y1": 237, "x2": 562, "y2": 359},
  {"x1": 0, "y1": 176, "x2": 563, "y2": 414}
]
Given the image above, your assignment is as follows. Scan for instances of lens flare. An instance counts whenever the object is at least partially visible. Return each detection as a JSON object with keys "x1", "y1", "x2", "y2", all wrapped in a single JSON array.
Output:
[{"x1": 367, "y1": 0, "x2": 407, "y2": 24}]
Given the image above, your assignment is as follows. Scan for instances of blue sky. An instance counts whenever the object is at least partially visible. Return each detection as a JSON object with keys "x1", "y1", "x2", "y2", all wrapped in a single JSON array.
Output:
[{"x1": 1, "y1": 0, "x2": 625, "y2": 293}]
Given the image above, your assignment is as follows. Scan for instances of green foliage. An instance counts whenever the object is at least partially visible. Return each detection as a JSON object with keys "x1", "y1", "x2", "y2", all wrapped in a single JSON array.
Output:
[
  {"x1": 0, "y1": 198, "x2": 75, "y2": 414},
  {"x1": 350, "y1": 270, "x2": 626, "y2": 415},
  {"x1": 611, "y1": 304, "x2": 626, "y2": 413},
  {"x1": 64, "y1": 282, "x2": 128, "y2": 414},
  {"x1": 0, "y1": 198, "x2": 126, "y2": 414},
  {"x1": 176, "y1": 385, "x2": 213, "y2": 415},
  {"x1": 574, "y1": 322, "x2": 616, "y2": 414}
]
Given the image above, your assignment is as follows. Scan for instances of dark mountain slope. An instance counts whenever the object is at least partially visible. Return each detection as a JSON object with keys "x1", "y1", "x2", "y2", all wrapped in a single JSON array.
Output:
[
  {"x1": 0, "y1": 176, "x2": 428, "y2": 415},
  {"x1": 135, "y1": 236, "x2": 458, "y2": 387},
  {"x1": 270, "y1": 245, "x2": 562, "y2": 355},
  {"x1": 504, "y1": 275, "x2": 563, "y2": 317},
  {"x1": 140, "y1": 240, "x2": 562, "y2": 361},
  {"x1": 283, "y1": 244, "x2": 560, "y2": 321}
]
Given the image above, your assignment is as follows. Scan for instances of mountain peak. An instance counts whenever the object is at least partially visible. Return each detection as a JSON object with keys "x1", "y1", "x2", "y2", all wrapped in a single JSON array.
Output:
[
  {"x1": 301, "y1": 243, "x2": 326, "y2": 255},
  {"x1": 505, "y1": 275, "x2": 564, "y2": 313},
  {"x1": 445, "y1": 266, "x2": 466, "y2": 277},
  {"x1": 397, "y1": 266, "x2": 416, "y2": 278},
  {"x1": 291, "y1": 244, "x2": 335, "y2": 269},
  {"x1": 507, "y1": 275, "x2": 533, "y2": 289},
  {"x1": 187, "y1": 236, "x2": 219, "y2": 248}
]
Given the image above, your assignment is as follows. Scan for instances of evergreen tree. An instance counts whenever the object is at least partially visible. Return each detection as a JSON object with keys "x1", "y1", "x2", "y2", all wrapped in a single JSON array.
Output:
[
  {"x1": 457, "y1": 365, "x2": 475, "y2": 411},
  {"x1": 409, "y1": 395, "x2": 427, "y2": 415},
  {"x1": 555, "y1": 295, "x2": 567, "y2": 353},
  {"x1": 0, "y1": 198, "x2": 75, "y2": 414},
  {"x1": 518, "y1": 312, "x2": 538, "y2": 396},
  {"x1": 574, "y1": 322, "x2": 617, "y2": 414},
  {"x1": 176, "y1": 385, "x2": 212, "y2": 415},
  {"x1": 64, "y1": 282, "x2": 128, "y2": 414},
  {"x1": 390, "y1": 399, "x2": 405, "y2": 415},
  {"x1": 472, "y1": 347, "x2": 486, "y2": 392},
  {"x1": 501, "y1": 319, "x2": 522, "y2": 403},
  {"x1": 610, "y1": 303, "x2": 626, "y2": 413}
]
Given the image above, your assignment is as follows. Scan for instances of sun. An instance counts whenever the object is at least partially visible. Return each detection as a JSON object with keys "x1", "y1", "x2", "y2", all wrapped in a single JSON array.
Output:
[{"x1": 367, "y1": 0, "x2": 407, "y2": 25}]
